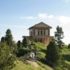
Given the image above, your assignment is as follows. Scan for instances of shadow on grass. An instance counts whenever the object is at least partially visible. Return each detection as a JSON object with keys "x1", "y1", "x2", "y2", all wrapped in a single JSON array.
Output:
[
  {"x1": 63, "y1": 54, "x2": 70, "y2": 61},
  {"x1": 40, "y1": 49, "x2": 46, "y2": 54}
]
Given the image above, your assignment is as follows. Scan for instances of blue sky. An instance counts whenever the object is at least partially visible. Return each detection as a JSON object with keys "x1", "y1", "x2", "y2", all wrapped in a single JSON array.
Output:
[{"x1": 0, "y1": 0, "x2": 70, "y2": 44}]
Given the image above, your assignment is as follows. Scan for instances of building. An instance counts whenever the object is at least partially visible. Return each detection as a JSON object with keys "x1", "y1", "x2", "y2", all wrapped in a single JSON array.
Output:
[{"x1": 24, "y1": 22, "x2": 53, "y2": 45}]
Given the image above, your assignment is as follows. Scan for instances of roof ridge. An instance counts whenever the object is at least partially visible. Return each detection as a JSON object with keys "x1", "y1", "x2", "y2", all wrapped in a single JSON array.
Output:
[{"x1": 29, "y1": 22, "x2": 52, "y2": 29}]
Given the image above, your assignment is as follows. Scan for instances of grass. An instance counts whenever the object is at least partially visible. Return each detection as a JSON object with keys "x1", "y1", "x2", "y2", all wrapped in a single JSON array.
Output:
[
  {"x1": 12, "y1": 42, "x2": 53, "y2": 70},
  {"x1": 12, "y1": 43, "x2": 70, "y2": 70},
  {"x1": 61, "y1": 47, "x2": 70, "y2": 55},
  {"x1": 34, "y1": 42, "x2": 46, "y2": 50},
  {"x1": 12, "y1": 59, "x2": 53, "y2": 70}
]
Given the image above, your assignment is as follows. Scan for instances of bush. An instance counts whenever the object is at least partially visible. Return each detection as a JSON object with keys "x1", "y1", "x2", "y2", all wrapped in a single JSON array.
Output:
[
  {"x1": 68, "y1": 44, "x2": 70, "y2": 48},
  {"x1": 0, "y1": 43, "x2": 15, "y2": 70}
]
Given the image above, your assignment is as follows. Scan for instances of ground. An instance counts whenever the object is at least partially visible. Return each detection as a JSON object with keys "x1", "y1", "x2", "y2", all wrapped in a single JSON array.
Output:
[{"x1": 12, "y1": 59, "x2": 53, "y2": 70}]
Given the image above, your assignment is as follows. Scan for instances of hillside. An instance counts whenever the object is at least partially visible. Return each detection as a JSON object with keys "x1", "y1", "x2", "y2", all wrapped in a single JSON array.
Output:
[
  {"x1": 12, "y1": 42, "x2": 53, "y2": 70},
  {"x1": 12, "y1": 59, "x2": 53, "y2": 70},
  {"x1": 12, "y1": 42, "x2": 70, "y2": 70}
]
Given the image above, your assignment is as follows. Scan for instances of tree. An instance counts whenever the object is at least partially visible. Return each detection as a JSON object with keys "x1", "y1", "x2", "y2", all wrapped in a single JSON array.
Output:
[
  {"x1": 22, "y1": 37, "x2": 28, "y2": 48},
  {"x1": 55, "y1": 26, "x2": 64, "y2": 48},
  {"x1": 46, "y1": 41, "x2": 62, "y2": 67},
  {"x1": 68, "y1": 44, "x2": 70, "y2": 48},
  {"x1": 1, "y1": 37, "x2": 5, "y2": 43},
  {"x1": 0, "y1": 43, "x2": 15, "y2": 70},
  {"x1": 4, "y1": 29, "x2": 17, "y2": 55},
  {"x1": 17, "y1": 40, "x2": 22, "y2": 49},
  {"x1": 5, "y1": 29, "x2": 13, "y2": 46}
]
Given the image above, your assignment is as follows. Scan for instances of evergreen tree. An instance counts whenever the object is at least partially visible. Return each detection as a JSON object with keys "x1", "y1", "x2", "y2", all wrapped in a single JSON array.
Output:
[
  {"x1": 17, "y1": 40, "x2": 22, "y2": 49},
  {"x1": 5, "y1": 29, "x2": 13, "y2": 46},
  {"x1": 4, "y1": 29, "x2": 17, "y2": 54},
  {"x1": 46, "y1": 41, "x2": 61, "y2": 67},
  {"x1": 1, "y1": 37, "x2": 5, "y2": 43},
  {"x1": 55, "y1": 26, "x2": 64, "y2": 48},
  {"x1": 22, "y1": 37, "x2": 28, "y2": 48},
  {"x1": 68, "y1": 44, "x2": 70, "y2": 48}
]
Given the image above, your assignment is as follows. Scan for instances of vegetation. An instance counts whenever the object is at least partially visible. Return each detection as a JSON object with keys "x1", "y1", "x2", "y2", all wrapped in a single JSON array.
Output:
[
  {"x1": 5, "y1": 29, "x2": 13, "y2": 46},
  {"x1": 46, "y1": 41, "x2": 62, "y2": 68},
  {"x1": 55, "y1": 26, "x2": 64, "y2": 48},
  {"x1": 22, "y1": 37, "x2": 28, "y2": 48},
  {"x1": 0, "y1": 28, "x2": 70, "y2": 70},
  {"x1": 68, "y1": 44, "x2": 70, "y2": 48},
  {"x1": 0, "y1": 43, "x2": 15, "y2": 70},
  {"x1": 12, "y1": 59, "x2": 53, "y2": 70}
]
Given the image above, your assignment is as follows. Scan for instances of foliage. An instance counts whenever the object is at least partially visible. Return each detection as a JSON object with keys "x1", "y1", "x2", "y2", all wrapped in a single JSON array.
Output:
[
  {"x1": 16, "y1": 39, "x2": 29, "y2": 57},
  {"x1": 68, "y1": 44, "x2": 70, "y2": 48},
  {"x1": 17, "y1": 40, "x2": 22, "y2": 49},
  {"x1": 22, "y1": 37, "x2": 28, "y2": 48},
  {"x1": 1, "y1": 37, "x2": 5, "y2": 43},
  {"x1": 1, "y1": 29, "x2": 17, "y2": 54},
  {"x1": 0, "y1": 43, "x2": 15, "y2": 70},
  {"x1": 55, "y1": 26, "x2": 64, "y2": 48},
  {"x1": 16, "y1": 48, "x2": 30, "y2": 57},
  {"x1": 46, "y1": 41, "x2": 62, "y2": 67},
  {"x1": 5, "y1": 29, "x2": 13, "y2": 46}
]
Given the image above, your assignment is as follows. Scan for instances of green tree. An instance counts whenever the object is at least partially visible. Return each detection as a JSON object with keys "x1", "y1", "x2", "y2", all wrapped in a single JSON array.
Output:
[
  {"x1": 4, "y1": 29, "x2": 17, "y2": 55},
  {"x1": 55, "y1": 26, "x2": 64, "y2": 48},
  {"x1": 17, "y1": 40, "x2": 28, "y2": 57},
  {"x1": 46, "y1": 41, "x2": 62, "y2": 68},
  {"x1": 1, "y1": 37, "x2": 5, "y2": 43},
  {"x1": 0, "y1": 43, "x2": 15, "y2": 70},
  {"x1": 5, "y1": 29, "x2": 13, "y2": 46},
  {"x1": 17, "y1": 40, "x2": 22, "y2": 49},
  {"x1": 68, "y1": 44, "x2": 70, "y2": 48},
  {"x1": 22, "y1": 37, "x2": 28, "y2": 48}
]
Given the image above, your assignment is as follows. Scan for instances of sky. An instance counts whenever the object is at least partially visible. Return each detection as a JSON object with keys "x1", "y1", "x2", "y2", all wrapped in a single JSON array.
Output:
[{"x1": 0, "y1": 0, "x2": 70, "y2": 44}]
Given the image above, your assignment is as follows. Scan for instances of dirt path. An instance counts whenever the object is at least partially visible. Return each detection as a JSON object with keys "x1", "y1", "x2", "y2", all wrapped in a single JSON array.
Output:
[{"x1": 27, "y1": 60, "x2": 39, "y2": 67}]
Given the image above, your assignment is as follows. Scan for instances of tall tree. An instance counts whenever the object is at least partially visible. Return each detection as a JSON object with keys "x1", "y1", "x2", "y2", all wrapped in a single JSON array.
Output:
[
  {"x1": 5, "y1": 29, "x2": 13, "y2": 46},
  {"x1": 46, "y1": 41, "x2": 61, "y2": 67},
  {"x1": 55, "y1": 26, "x2": 64, "y2": 48}
]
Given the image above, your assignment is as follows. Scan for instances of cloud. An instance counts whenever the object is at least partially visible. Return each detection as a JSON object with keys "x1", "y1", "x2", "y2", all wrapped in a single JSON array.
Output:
[
  {"x1": 58, "y1": 16, "x2": 70, "y2": 25},
  {"x1": 37, "y1": 13, "x2": 48, "y2": 19},
  {"x1": 20, "y1": 13, "x2": 54, "y2": 20}
]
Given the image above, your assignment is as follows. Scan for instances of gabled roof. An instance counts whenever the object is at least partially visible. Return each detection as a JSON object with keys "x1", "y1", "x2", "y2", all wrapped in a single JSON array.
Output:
[{"x1": 29, "y1": 22, "x2": 52, "y2": 29}]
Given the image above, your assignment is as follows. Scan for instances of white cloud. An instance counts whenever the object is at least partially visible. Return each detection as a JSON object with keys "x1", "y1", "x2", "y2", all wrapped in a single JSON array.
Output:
[
  {"x1": 48, "y1": 15, "x2": 54, "y2": 19},
  {"x1": 20, "y1": 13, "x2": 54, "y2": 20},
  {"x1": 37, "y1": 13, "x2": 48, "y2": 19}
]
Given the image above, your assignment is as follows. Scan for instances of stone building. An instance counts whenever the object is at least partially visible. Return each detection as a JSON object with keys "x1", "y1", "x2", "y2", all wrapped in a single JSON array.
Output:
[{"x1": 24, "y1": 22, "x2": 53, "y2": 45}]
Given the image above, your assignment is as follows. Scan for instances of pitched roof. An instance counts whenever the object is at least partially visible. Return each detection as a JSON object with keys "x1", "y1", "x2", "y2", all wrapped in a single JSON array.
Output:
[{"x1": 29, "y1": 22, "x2": 52, "y2": 29}]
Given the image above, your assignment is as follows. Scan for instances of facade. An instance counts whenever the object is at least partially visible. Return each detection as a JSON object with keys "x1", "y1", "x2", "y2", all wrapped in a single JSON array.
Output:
[{"x1": 28, "y1": 22, "x2": 53, "y2": 45}]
